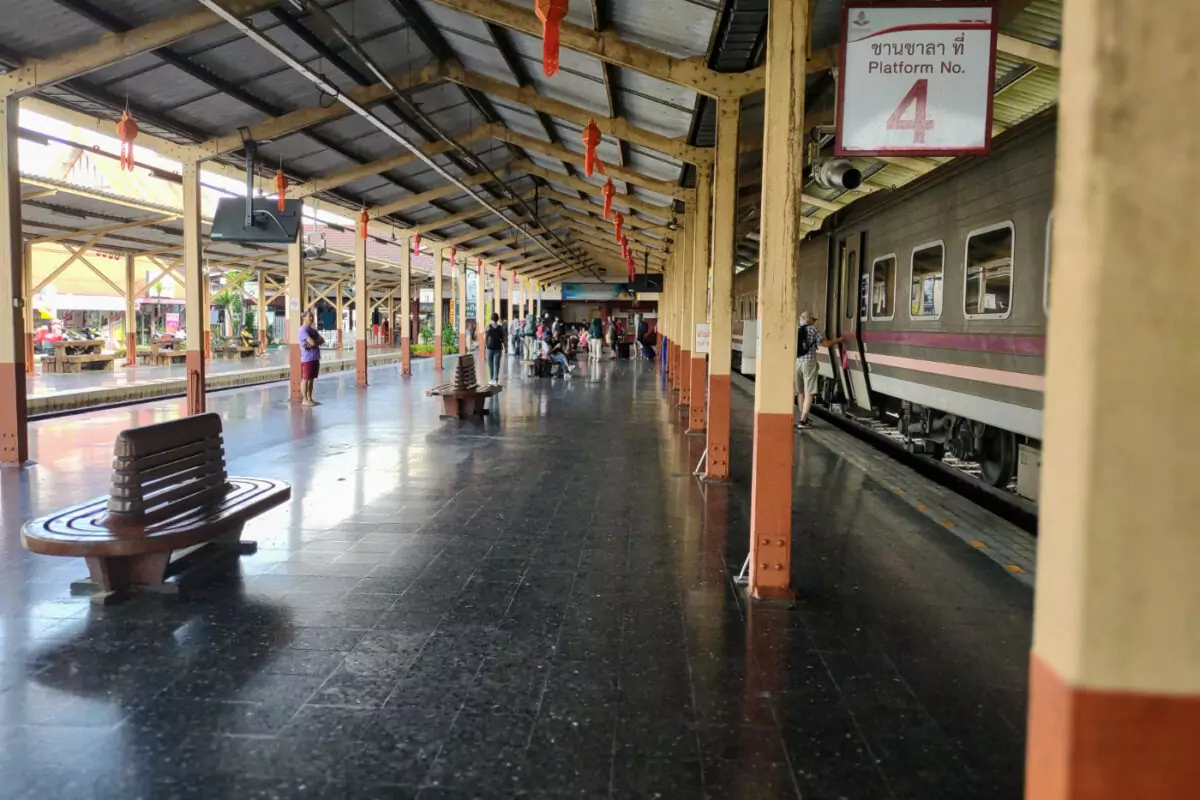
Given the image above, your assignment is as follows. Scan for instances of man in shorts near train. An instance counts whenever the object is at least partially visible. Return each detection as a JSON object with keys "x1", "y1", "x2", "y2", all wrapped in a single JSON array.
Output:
[
  {"x1": 299, "y1": 310, "x2": 324, "y2": 407},
  {"x1": 795, "y1": 311, "x2": 842, "y2": 429}
]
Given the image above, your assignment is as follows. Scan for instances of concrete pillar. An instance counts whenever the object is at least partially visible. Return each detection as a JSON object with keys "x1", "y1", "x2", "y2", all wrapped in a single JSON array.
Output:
[
  {"x1": 123, "y1": 252, "x2": 137, "y2": 367},
  {"x1": 354, "y1": 231, "x2": 368, "y2": 387},
  {"x1": 201, "y1": 255, "x2": 211, "y2": 363},
  {"x1": 400, "y1": 241, "x2": 411, "y2": 375},
  {"x1": 510, "y1": 270, "x2": 518, "y2": 329},
  {"x1": 1026, "y1": 1, "x2": 1200, "y2": 797},
  {"x1": 434, "y1": 246, "x2": 446, "y2": 370},
  {"x1": 333, "y1": 281, "x2": 342, "y2": 351},
  {"x1": 23, "y1": 242, "x2": 34, "y2": 374},
  {"x1": 0, "y1": 95, "x2": 28, "y2": 465},
  {"x1": 747, "y1": 0, "x2": 807, "y2": 600},
  {"x1": 496, "y1": 263, "x2": 503, "y2": 325},
  {"x1": 665, "y1": 251, "x2": 675, "y2": 382},
  {"x1": 687, "y1": 163, "x2": 713, "y2": 433},
  {"x1": 256, "y1": 268, "x2": 267, "y2": 356},
  {"x1": 705, "y1": 99, "x2": 740, "y2": 480},
  {"x1": 286, "y1": 231, "x2": 304, "y2": 401},
  {"x1": 182, "y1": 161, "x2": 206, "y2": 415},
  {"x1": 676, "y1": 210, "x2": 694, "y2": 406},
  {"x1": 475, "y1": 261, "x2": 485, "y2": 373},
  {"x1": 457, "y1": 258, "x2": 467, "y2": 354}
]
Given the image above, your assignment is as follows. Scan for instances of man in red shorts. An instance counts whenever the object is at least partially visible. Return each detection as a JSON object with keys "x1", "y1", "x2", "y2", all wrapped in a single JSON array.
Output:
[{"x1": 299, "y1": 310, "x2": 324, "y2": 406}]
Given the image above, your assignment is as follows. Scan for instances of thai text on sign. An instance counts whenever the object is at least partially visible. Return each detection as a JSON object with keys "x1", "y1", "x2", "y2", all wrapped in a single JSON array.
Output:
[{"x1": 836, "y1": 3, "x2": 997, "y2": 157}]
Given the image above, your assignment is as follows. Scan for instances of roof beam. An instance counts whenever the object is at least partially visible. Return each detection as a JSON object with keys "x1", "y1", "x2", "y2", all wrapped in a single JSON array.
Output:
[
  {"x1": 296, "y1": 124, "x2": 492, "y2": 198},
  {"x1": 176, "y1": 63, "x2": 441, "y2": 162},
  {"x1": 552, "y1": 206, "x2": 670, "y2": 250},
  {"x1": 514, "y1": 161, "x2": 677, "y2": 219},
  {"x1": 538, "y1": 189, "x2": 676, "y2": 233},
  {"x1": 29, "y1": 214, "x2": 179, "y2": 245},
  {"x1": 0, "y1": 0, "x2": 279, "y2": 96},
  {"x1": 568, "y1": 228, "x2": 667, "y2": 261},
  {"x1": 369, "y1": 171, "x2": 504, "y2": 220},
  {"x1": 442, "y1": 64, "x2": 710, "y2": 165},
  {"x1": 424, "y1": 0, "x2": 762, "y2": 99},
  {"x1": 487, "y1": 126, "x2": 690, "y2": 201},
  {"x1": 995, "y1": 34, "x2": 1061, "y2": 69},
  {"x1": 444, "y1": 221, "x2": 513, "y2": 247},
  {"x1": 408, "y1": 200, "x2": 520, "y2": 236}
]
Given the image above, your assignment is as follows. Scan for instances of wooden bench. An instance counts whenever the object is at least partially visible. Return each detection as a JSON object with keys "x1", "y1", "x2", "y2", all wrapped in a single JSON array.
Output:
[
  {"x1": 43, "y1": 340, "x2": 116, "y2": 373},
  {"x1": 427, "y1": 354, "x2": 501, "y2": 419},
  {"x1": 213, "y1": 339, "x2": 257, "y2": 359},
  {"x1": 21, "y1": 413, "x2": 290, "y2": 604},
  {"x1": 149, "y1": 336, "x2": 188, "y2": 366}
]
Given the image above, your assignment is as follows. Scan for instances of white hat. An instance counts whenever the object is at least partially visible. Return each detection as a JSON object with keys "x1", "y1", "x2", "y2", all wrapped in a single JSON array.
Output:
[{"x1": 799, "y1": 311, "x2": 811, "y2": 325}]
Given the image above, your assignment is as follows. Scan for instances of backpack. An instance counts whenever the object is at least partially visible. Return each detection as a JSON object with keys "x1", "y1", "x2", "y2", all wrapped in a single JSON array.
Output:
[
  {"x1": 485, "y1": 324, "x2": 505, "y2": 350},
  {"x1": 796, "y1": 324, "x2": 813, "y2": 357}
]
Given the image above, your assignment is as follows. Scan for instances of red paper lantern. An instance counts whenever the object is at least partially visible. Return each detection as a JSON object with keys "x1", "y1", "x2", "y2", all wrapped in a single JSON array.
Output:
[
  {"x1": 413, "y1": 232, "x2": 421, "y2": 255},
  {"x1": 613, "y1": 212, "x2": 624, "y2": 244},
  {"x1": 116, "y1": 111, "x2": 139, "y2": 172},
  {"x1": 600, "y1": 178, "x2": 615, "y2": 219},
  {"x1": 534, "y1": 0, "x2": 569, "y2": 77},
  {"x1": 359, "y1": 208, "x2": 369, "y2": 240},
  {"x1": 274, "y1": 169, "x2": 288, "y2": 212},
  {"x1": 581, "y1": 120, "x2": 605, "y2": 177}
]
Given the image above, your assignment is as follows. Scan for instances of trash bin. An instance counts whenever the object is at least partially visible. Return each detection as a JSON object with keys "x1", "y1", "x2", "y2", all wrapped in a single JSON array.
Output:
[{"x1": 617, "y1": 341, "x2": 632, "y2": 359}]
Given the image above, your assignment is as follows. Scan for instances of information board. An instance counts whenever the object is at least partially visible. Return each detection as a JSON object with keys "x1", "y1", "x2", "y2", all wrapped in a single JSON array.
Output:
[
  {"x1": 695, "y1": 323, "x2": 711, "y2": 355},
  {"x1": 837, "y1": 3, "x2": 997, "y2": 157}
]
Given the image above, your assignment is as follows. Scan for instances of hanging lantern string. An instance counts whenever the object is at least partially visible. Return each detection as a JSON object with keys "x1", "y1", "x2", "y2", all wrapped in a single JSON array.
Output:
[
  {"x1": 116, "y1": 98, "x2": 138, "y2": 172},
  {"x1": 359, "y1": 207, "x2": 369, "y2": 240},
  {"x1": 274, "y1": 157, "x2": 288, "y2": 212},
  {"x1": 601, "y1": 178, "x2": 615, "y2": 220},
  {"x1": 613, "y1": 212, "x2": 625, "y2": 244},
  {"x1": 581, "y1": 120, "x2": 605, "y2": 177},
  {"x1": 535, "y1": 0, "x2": 569, "y2": 77}
]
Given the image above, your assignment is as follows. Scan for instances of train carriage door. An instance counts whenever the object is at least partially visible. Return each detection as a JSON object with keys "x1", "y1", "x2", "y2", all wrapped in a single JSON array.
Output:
[
  {"x1": 841, "y1": 233, "x2": 874, "y2": 412},
  {"x1": 829, "y1": 239, "x2": 855, "y2": 407}
]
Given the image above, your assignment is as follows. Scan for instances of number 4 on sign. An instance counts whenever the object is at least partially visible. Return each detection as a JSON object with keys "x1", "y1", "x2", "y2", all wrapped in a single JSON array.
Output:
[{"x1": 887, "y1": 79, "x2": 934, "y2": 144}]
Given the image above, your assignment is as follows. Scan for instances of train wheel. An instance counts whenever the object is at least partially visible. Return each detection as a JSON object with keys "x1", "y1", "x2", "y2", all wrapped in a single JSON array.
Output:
[{"x1": 979, "y1": 427, "x2": 1016, "y2": 487}]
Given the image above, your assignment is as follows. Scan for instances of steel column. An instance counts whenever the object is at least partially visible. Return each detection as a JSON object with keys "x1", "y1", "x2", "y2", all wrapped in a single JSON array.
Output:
[
  {"x1": 0, "y1": 95, "x2": 27, "y2": 465},
  {"x1": 457, "y1": 258, "x2": 467, "y2": 354},
  {"x1": 676, "y1": 210, "x2": 694, "y2": 406},
  {"x1": 183, "y1": 161, "x2": 206, "y2": 415},
  {"x1": 748, "y1": 0, "x2": 807, "y2": 600},
  {"x1": 705, "y1": 99, "x2": 740, "y2": 480}
]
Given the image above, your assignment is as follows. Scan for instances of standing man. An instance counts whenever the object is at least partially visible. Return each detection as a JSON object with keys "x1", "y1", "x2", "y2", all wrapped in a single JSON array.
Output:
[
  {"x1": 524, "y1": 308, "x2": 537, "y2": 360},
  {"x1": 485, "y1": 313, "x2": 506, "y2": 386},
  {"x1": 299, "y1": 310, "x2": 325, "y2": 407},
  {"x1": 795, "y1": 311, "x2": 842, "y2": 428},
  {"x1": 589, "y1": 317, "x2": 603, "y2": 363}
]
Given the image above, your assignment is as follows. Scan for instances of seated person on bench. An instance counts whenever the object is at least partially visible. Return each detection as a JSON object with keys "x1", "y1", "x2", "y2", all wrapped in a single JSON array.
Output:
[{"x1": 538, "y1": 332, "x2": 573, "y2": 378}]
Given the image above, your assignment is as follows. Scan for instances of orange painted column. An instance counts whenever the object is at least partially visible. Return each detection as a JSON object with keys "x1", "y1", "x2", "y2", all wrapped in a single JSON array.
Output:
[
  {"x1": 747, "y1": 0, "x2": 807, "y2": 600},
  {"x1": 354, "y1": 226, "x2": 368, "y2": 388},
  {"x1": 457, "y1": 258, "x2": 467, "y2": 355},
  {"x1": 0, "y1": 96, "x2": 28, "y2": 465},
  {"x1": 286, "y1": 227, "x2": 305, "y2": 402},
  {"x1": 400, "y1": 239, "x2": 411, "y2": 376},
  {"x1": 24, "y1": 243, "x2": 37, "y2": 374},
  {"x1": 687, "y1": 163, "x2": 712, "y2": 434},
  {"x1": 334, "y1": 280, "x2": 343, "y2": 352},
  {"x1": 181, "y1": 161, "x2": 207, "y2": 415},
  {"x1": 1027, "y1": 0, "x2": 1200, "y2": 796},
  {"x1": 474, "y1": 260, "x2": 485, "y2": 381},
  {"x1": 705, "y1": 98, "x2": 739, "y2": 480},
  {"x1": 676, "y1": 210, "x2": 694, "y2": 408},
  {"x1": 434, "y1": 246, "x2": 446, "y2": 370}
]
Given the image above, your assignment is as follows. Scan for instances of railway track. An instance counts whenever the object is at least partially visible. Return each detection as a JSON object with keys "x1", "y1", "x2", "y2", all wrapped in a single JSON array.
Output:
[{"x1": 811, "y1": 404, "x2": 1039, "y2": 535}]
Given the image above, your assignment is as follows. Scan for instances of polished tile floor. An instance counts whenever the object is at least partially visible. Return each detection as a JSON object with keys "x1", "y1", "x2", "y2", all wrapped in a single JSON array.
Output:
[{"x1": 0, "y1": 354, "x2": 1032, "y2": 798}]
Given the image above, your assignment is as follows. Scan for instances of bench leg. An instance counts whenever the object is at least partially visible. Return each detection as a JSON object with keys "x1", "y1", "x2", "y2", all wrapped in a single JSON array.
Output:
[{"x1": 74, "y1": 552, "x2": 173, "y2": 604}]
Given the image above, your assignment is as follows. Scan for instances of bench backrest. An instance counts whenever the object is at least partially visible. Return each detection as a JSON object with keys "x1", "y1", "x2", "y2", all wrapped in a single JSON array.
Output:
[
  {"x1": 106, "y1": 413, "x2": 229, "y2": 522},
  {"x1": 454, "y1": 355, "x2": 478, "y2": 391}
]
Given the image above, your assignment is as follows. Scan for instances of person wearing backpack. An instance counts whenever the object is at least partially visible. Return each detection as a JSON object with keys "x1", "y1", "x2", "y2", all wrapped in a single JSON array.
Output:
[
  {"x1": 484, "y1": 313, "x2": 507, "y2": 385},
  {"x1": 795, "y1": 311, "x2": 843, "y2": 429}
]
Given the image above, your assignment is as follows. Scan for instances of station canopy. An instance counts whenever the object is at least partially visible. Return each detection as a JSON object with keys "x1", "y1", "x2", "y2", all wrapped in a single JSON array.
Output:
[{"x1": 0, "y1": 0, "x2": 1062, "y2": 285}]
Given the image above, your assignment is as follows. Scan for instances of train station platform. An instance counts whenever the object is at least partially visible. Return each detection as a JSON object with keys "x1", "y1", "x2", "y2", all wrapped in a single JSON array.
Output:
[
  {"x1": 25, "y1": 346, "x2": 410, "y2": 416},
  {"x1": 1, "y1": 355, "x2": 1031, "y2": 799}
]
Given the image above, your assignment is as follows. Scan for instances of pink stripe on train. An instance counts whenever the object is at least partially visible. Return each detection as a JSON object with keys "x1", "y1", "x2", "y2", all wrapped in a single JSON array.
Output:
[{"x1": 843, "y1": 330, "x2": 1046, "y2": 356}]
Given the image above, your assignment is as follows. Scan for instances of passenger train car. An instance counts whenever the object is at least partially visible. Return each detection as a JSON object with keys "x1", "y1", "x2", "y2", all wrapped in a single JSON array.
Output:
[{"x1": 733, "y1": 112, "x2": 1054, "y2": 498}]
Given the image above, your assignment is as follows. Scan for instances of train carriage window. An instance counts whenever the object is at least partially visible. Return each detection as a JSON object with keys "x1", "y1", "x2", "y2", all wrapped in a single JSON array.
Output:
[
  {"x1": 871, "y1": 255, "x2": 897, "y2": 320},
  {"x1": 963, "y1": 222, "x2": 1015, "y2": 319},
  {"x1": 1044, "y1": 211, "x2": 1054, "y2": 314},
  {"x1": 909, "y1": 241, "x2": 945, "y2": 319}
]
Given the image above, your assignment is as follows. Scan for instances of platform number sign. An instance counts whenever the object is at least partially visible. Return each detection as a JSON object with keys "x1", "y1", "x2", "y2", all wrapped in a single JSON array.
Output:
[{"x1": 836, "y1": 3, "x2": 998, "y2": 157}]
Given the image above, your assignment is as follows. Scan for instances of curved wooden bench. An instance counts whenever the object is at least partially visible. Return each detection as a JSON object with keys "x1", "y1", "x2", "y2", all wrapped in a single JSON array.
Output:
[
  {"x1": 22, "y1": 413, "x2": 290, "y2": 604},
  {"x1": 426, "y1": 354, "x2": 501, "y2": 419}
]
